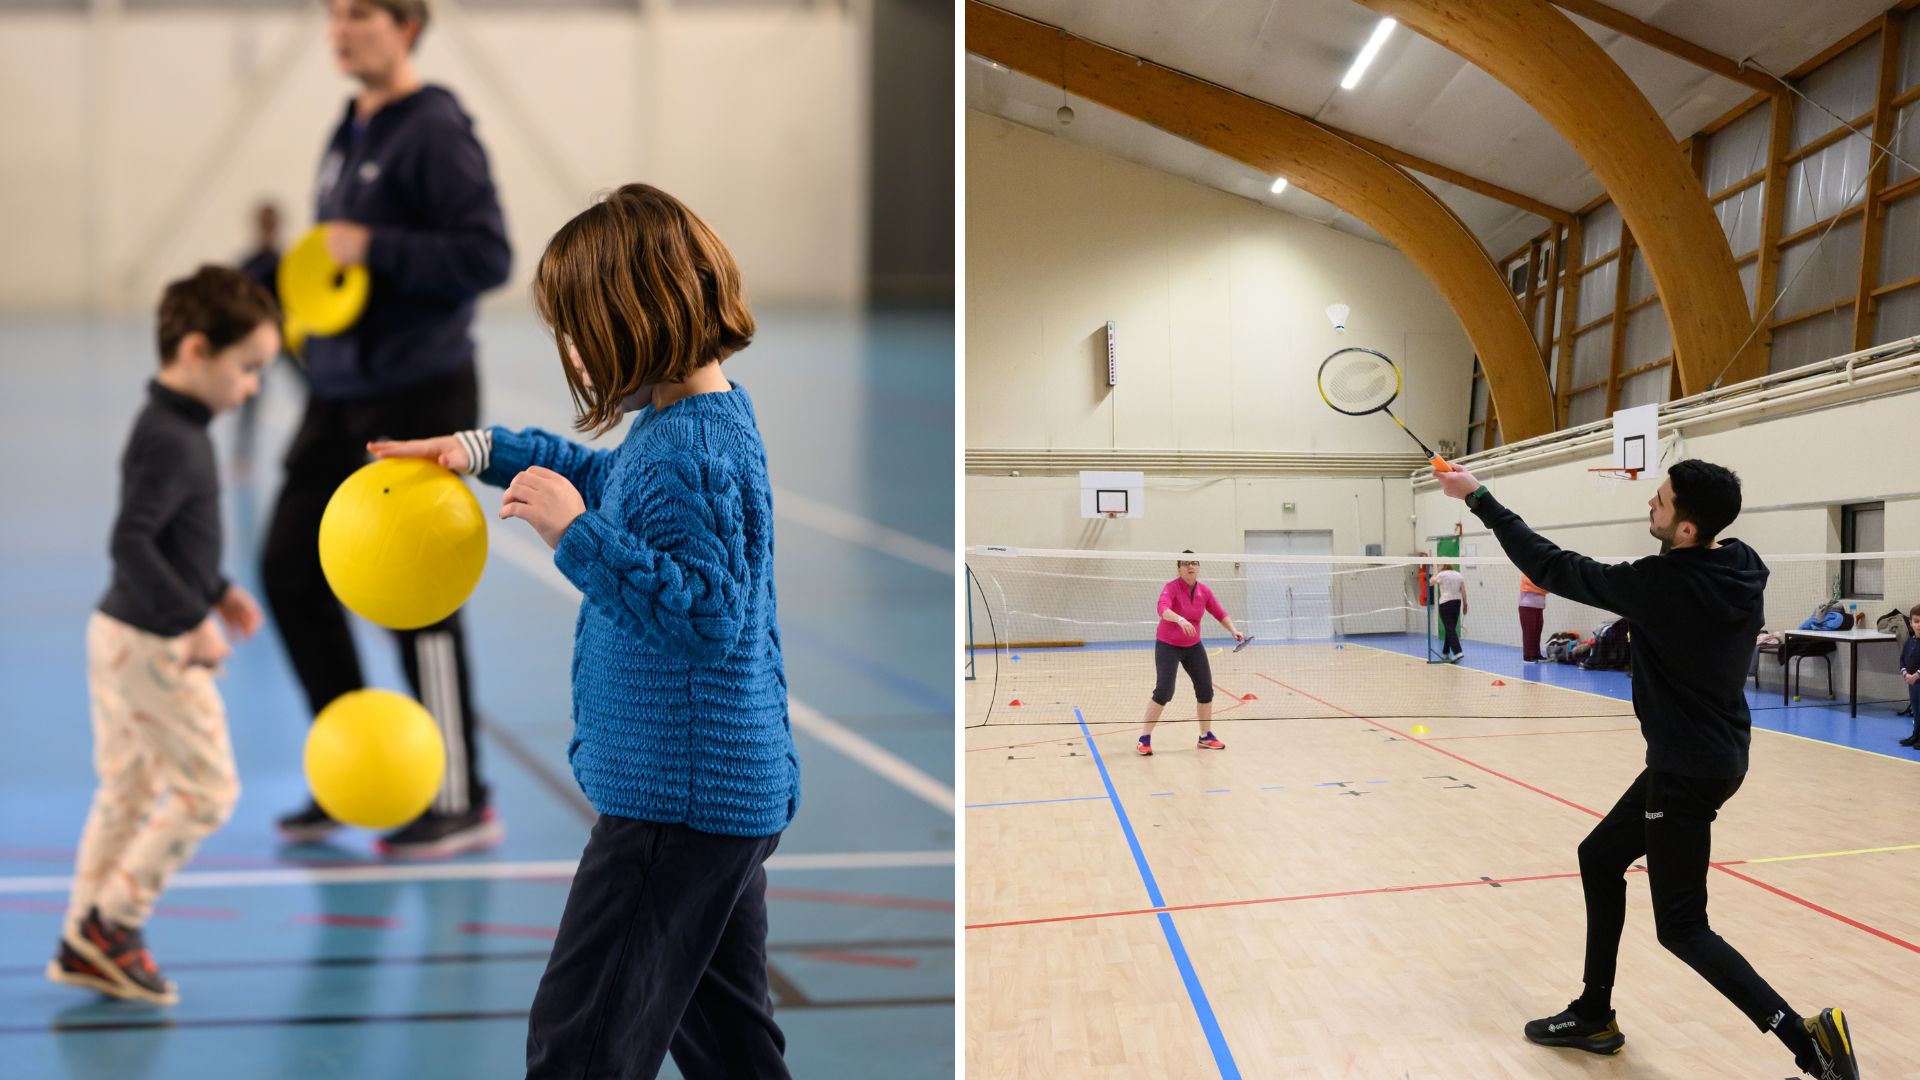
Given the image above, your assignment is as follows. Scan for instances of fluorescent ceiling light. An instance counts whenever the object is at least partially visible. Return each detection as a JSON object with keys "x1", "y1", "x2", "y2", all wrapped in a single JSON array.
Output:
[
  {"x1": 1270, "y1": 177, "x2": 1288, "y2": 194},
  {"x1": 1340, "y1": 18, "x2": 1396, "y2": 90}
]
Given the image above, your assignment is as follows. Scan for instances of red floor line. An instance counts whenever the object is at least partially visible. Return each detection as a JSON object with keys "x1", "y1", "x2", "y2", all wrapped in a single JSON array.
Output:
[
  {"x1": 966, "y1": 869, "x2": 1623, "y2": 930},
  {"x1": 766, "y1": 887, "x2": 955, "y2": 913},
  {"x1": 1248, "y1": 671, "x2": 1920, "y2": 958},
  {"x1": 460, "y1": 922, "x2": 558, "y2": 939},
  {"x1": 966, "y1": 724, "x2": 1137, "y2": 754},
  {"x1": 1252, "y1": 672, "x2": 1606, "y2": 820},
  {"x1": 1425, "y1": 726, "x2": 1641, "y2": 741},
  {"x1": 797, "y1": 950, "x2": 919, "y2": 969},
  {"x1": 295, "y1": 914, "x2": 400, "y2": 929},
  {"x1": 1709, "y1": 863, "x2": 1920, "y2": 955}
]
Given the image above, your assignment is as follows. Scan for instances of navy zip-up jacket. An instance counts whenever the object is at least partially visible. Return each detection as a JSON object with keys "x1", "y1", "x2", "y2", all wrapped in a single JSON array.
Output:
[{"x1": 305, "y1": 85, "x2": 510, "y2": 400}]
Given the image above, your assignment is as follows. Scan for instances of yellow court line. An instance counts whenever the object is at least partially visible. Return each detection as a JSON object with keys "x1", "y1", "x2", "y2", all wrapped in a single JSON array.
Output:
[
  {"x1": 1741, "y1": 842, "x2": 1920, "y2": 865},
  {"x1": 1342, "y1": 640, "x2": 1920, "y2": 767}
]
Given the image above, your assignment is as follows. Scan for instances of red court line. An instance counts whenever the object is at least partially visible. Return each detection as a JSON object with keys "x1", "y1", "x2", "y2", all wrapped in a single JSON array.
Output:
[
  {"x1": 966, "y1": 868, "x2": 1633, "y2": 930},
  {"x1": 0, "y1": 846, "x2": 380, "y2": 871},
  {"x1": 461, "y1": 922, "x2": 558, "y2": 940},
  {"x1": 797, "y1": 950, "x2": 919, "y2": 969},
  {"x1": 1253, "y1": 673, "x2": 1606, "y2": 820},
  {"x1": 1424, "y1": 726, "x2": 1640, "y2": 742},
  {"x1": 1709, "y1": 863, "x2": 1920, "y2": 955},
  {"x1": 1250, "y1": 671, "x2": 1920, "y2": 956},
  {"x1": 767, "y1": 887, "x2": 954, "y2": 913},
  {"x1": 0, "y1": 898, "x2": 240, "y2": 920},
  {"x1": 295, "y1": 914, "x2": 400, "y2": 929},
  {"x1": 966, "y1": 724, "x2": 1136, "y2": 754}
]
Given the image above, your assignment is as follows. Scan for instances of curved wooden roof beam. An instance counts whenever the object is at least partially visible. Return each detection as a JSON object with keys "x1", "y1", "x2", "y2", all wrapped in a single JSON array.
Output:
[
  {"x1": 1355, "y1": 0, "x2": 1755, "y2": 395},
  {"x1": 965, "y1": 1, "x2": 1556, "y2": 440}
]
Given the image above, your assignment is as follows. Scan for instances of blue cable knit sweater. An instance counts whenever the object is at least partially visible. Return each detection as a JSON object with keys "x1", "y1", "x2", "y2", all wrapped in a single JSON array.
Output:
[{"x1": 478, "y1": 383, "x2": 799, "y2": 837}]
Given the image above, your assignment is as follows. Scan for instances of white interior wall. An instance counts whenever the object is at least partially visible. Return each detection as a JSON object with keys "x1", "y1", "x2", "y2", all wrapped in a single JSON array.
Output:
[
  {"x1": 965, "y1": 109, "x2": 1472, "y2": 556},
  {"x1": 1412, "y1": 383, "x2": 1920, "y2": 700},
  {"x1": 0, "y1": 5, "x2": 866, "y2": 314}
]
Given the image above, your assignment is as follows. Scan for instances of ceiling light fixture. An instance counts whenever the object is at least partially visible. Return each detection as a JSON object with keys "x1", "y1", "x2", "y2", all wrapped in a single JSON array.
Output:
[
  {"x1": 1270, "y1": 177, "x2": 1289, "y2": 194},
  {"x1": 1340, "y1": 18, "x2": 1396, "y2": 90}
]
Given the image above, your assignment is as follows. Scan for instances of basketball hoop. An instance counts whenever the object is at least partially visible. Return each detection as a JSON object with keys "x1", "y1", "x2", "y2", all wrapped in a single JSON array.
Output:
[
  {"x1": 1101, "y1": 510, "x2": 1122, "y2": 520},
  {"x1": 1587, "y1": 467, "x2": 1642, "y2": 481}
]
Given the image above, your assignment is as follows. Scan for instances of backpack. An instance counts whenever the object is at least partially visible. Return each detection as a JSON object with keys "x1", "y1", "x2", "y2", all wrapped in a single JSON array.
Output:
[
  {"x1": 1544, "y1": 631, "x2": 1579, "y2": 664},
  {"x1": 1877, "y1": 608, "x2": 1910, "y2": 641},
  {"x1": 1581, "y1": 619, "x2": 1632, "y2": 670}
]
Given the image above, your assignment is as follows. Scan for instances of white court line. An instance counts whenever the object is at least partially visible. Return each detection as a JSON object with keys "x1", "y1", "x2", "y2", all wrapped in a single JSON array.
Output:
[
  {"x1": 489, "y1": 527, "x2": 956, "y2": 817},
  {"x1": 482, "y1": 382, "x2": 949, "y2": 575},
  {"x1": 789, "y1": 700, "x2": 955, "y2": 816},
  {"x1": 0, "y1": 850, "x2": 955, "y2": 895}
]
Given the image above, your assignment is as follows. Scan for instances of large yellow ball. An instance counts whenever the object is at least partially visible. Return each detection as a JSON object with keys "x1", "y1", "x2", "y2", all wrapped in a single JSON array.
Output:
[
  {"x1": 319, "y1": 458, "x2": 487, "y2": 630},
  {"x1": 305, "y1": 689, "x2": 446, "y2": 829}
]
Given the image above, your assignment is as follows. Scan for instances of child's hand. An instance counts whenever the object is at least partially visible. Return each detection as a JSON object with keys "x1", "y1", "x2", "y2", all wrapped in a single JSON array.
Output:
[
  {"x1": 501, "y1": 466, "x2": 586, "y2": 550},
  {"x1": 368, "y1": 436, "x2": 470, "y2": 473},
  {"x1": 183, "y1": 617, "x2": 232, "y2": 669},
  {"x1": 216, "y1": 584, "x2": 263, "y2": 641}
]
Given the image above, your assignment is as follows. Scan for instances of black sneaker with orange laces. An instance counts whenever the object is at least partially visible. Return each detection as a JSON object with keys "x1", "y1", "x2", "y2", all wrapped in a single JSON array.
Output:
[
  {"x1": 44, "y1": 939, "x2": 122, "y2": 998},
  {"x1": 65, "y1": 907, "x2": 177, "y2": 1005}
]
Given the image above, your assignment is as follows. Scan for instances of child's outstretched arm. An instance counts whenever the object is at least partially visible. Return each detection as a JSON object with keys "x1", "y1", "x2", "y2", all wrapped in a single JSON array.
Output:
[
  {"x1": 546, "y1": 447, "x2": 752, "y2": 666},
  {"x1": 371, "y1": 428, "x2": 616, "y2": 510}
]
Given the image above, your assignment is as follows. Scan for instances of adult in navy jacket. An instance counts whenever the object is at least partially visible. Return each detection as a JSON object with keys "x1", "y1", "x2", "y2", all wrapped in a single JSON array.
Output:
[{"x1": 264, "y1": 0, "x2": 510, "y2": 857}]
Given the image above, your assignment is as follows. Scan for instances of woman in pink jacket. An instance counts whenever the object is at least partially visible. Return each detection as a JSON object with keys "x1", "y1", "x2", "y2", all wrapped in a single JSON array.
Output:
[{"x1": 1138, "y1": 551, "x2": 1243, "y2": 756}]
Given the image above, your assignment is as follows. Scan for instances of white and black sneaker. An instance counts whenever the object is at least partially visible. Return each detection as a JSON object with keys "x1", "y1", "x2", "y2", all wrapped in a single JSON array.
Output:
[
  {"x1": 1523, "y1": 1002, "x2": 1625, "y2": 1055},
  {"x1": 376, "y1": 806, "x2": 504, "y2": 860}
]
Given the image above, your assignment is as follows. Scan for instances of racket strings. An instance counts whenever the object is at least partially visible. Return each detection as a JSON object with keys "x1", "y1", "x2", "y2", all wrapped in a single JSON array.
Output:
[{"x1": 1319, "y1": 353, "x2": 1397, "y2": 413}]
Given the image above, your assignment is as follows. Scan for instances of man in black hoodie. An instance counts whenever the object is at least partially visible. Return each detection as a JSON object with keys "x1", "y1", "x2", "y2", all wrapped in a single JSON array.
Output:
[
  {"x1": 263, "y1": 0, "x2": 510, "y2": 858},
  {"x1": 1437, "y1": 460, "x2": 1859, "y2": 1080}
]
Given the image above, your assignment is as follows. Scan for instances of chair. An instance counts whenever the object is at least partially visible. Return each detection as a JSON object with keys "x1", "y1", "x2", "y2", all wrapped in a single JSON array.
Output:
[{"x1": 1753, "y1": 638, "x2": 1836, "y2": 699}]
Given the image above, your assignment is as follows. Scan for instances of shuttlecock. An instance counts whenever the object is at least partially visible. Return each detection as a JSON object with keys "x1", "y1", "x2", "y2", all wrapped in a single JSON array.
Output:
[{"x1": 1326, "y1": 303, "x2": 1350, "y2": 334}]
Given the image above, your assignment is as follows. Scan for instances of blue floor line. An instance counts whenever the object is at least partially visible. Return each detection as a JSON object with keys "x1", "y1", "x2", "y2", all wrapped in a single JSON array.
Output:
[{"x1": 1073, "y1": 707, "x2": 1238, "y2": 1079}]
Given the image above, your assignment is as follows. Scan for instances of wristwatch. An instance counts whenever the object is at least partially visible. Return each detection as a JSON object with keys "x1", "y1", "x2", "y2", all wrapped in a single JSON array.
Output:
[{"x1": 1465, "y1": 485, "x2": 1490, "y2": 509}]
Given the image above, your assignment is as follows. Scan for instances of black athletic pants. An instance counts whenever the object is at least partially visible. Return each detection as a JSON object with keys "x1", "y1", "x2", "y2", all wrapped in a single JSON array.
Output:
[
  {"x1": 525, "y1": 816, "x2": 789, "y2": 1080},
  {"x1": 1438, "y1": 599, "x2": 1462, "y2": 654},
  {"x1": 260, "y1": 365, "x2": 487, "y2": 816},
  {"x1": 1151, "y1": 640, "x2": 1213, "y2": 706},
  {"x1": 1579, "y1": 769, "x2": 1794, "y2": 1031}
]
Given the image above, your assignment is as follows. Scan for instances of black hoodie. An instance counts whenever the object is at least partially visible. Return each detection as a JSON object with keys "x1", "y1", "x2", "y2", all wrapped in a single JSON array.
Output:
[
  {"x1": 304, "y1": 84, "x2": 511, "y2": 400},
  {"x1": 1469, "y1": 491, "x2": 1767, "y2": 778}
]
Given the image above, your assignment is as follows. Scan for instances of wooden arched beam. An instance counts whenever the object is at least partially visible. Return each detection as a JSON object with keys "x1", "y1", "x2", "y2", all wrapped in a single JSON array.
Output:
[
  {"x1": 966, "y1": 2, "x2": 1556, "y2": 439},
  {"x1": 1355, "y1": 0, "x2": 1755, "y2": 395}
]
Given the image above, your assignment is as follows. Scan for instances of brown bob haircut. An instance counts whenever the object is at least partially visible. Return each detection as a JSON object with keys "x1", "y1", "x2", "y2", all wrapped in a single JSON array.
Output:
[
  {"x1": 156, "y1": 265, "x2": 280, "y2": 367},
  {"x1": 533, "y1": 184, "x2": 754, "y2": 435}
]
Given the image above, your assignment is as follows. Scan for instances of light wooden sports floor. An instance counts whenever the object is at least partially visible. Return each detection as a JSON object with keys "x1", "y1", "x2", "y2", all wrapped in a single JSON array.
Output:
[{"x1": 964, "y1": 640, "x2": 1920, "y2": 1078}]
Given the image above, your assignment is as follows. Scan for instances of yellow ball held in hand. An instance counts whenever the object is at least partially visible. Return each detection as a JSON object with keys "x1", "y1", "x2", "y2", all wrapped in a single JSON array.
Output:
[
  {"x1": 319, "y1": 458, "x2": 488, "y2": 630},
  {"x1": 305, "y1": 689, "x2": 446, "y2": 829},
  {"x1": 1410, "y1": 724, "x2": 1430, "y2": 737},
  {"x1": 278, "y1": 225, "x2": 370, "y2": 337}
]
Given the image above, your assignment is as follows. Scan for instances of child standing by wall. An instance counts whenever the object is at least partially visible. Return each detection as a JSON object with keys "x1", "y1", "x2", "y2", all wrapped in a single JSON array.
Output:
[
  {"x1": 372, "y1": 184, "x2": 800, "y2": 1078},
  {"x1": 1900, "y1": 604, "x2": 1920, "y2": 748},
  {"x1": 1518, "y1": 574, "x2": 1548, "y2": 662},
  {"x1": 49, "y1": 266, "x2": 279, "y2": 1005}
]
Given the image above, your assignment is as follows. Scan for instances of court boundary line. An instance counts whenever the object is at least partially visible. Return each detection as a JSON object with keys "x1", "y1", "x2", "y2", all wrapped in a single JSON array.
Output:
[{"x1": 1073, "y1": 706, "x2": 1240, "y2": 1079}]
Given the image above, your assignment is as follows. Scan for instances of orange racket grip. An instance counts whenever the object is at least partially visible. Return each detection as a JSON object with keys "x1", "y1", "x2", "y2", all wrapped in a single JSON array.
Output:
[{"x1": 1430, "y1": 455, "x2": 1454, "y2": 472}]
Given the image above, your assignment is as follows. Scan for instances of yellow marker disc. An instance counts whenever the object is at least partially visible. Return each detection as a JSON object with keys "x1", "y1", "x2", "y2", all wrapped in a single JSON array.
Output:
[
  {"x1": 1410, "y1": 724, "x2": 1430, "y2": 736},
  {"x1": 278, "y1": 225, "x2": 370, "y2": 337}
]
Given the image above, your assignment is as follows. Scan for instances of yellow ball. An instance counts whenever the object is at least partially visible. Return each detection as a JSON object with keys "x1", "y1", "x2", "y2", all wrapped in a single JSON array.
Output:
[
  {"x1": 278, "y1": 225, "x2": 370, "y2": 336},
  {"x1": 319, "y1": 458, "x2": 487, "y2": 630},
  {"x1": 305, "y1": 689, "x2": 446, "y2": 829},
  {"x1": 1410, "y1": 724, "x2": 1430, "y2": 736}
]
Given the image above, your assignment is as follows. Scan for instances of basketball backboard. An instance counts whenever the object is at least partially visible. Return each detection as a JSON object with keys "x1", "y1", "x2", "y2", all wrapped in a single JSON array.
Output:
[
  {"x1": 1612, "y1": 404, "x2": 1658, "y2": 475},
  {"x1": 1080, "y1": 470, "x2": 1144, "y2": 519}
]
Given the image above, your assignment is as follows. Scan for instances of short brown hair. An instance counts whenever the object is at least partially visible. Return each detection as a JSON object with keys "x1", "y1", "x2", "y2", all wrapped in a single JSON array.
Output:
[
  {"x1": 156, "y1": 265, "x2": 280, "y2": 367},
  {"x1": 533, "y1": 184, "x2": 754, "y2": 435},
  {"x1": 355, "y1": 0, "x2": 430, "y2": 49}
]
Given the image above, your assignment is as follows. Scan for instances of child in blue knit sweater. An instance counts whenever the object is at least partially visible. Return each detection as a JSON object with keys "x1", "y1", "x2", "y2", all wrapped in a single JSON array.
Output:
[{"x1": 373, "y1": 184, "x2": 799, "y2": 1079}]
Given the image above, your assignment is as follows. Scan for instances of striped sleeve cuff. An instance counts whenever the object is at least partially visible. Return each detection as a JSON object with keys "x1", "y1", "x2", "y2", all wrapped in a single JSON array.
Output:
[{"x1": 455, "y1": 429, "x2": 492, "y2": 477}]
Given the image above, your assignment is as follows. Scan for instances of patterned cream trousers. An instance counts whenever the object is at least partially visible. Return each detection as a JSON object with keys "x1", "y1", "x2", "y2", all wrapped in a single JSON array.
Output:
[{"x1": 67, "y1": 612, "x2": 240, "y2": 932}]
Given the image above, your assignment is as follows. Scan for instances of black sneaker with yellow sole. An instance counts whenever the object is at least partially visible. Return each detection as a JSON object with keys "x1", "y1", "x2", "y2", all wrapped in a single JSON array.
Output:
[
  {"x1": 1523, "y1": 1002, "x2": 1625, "y2": 1055},
  {"x1": 1801, "y1": 1007, "x2": 1859, "y2": 1080}
]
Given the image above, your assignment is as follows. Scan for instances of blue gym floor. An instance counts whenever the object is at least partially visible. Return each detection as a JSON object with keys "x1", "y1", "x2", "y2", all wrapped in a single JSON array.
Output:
[{"x1": 0, "y1": 308, "x2": 955, "y2": 1078}]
